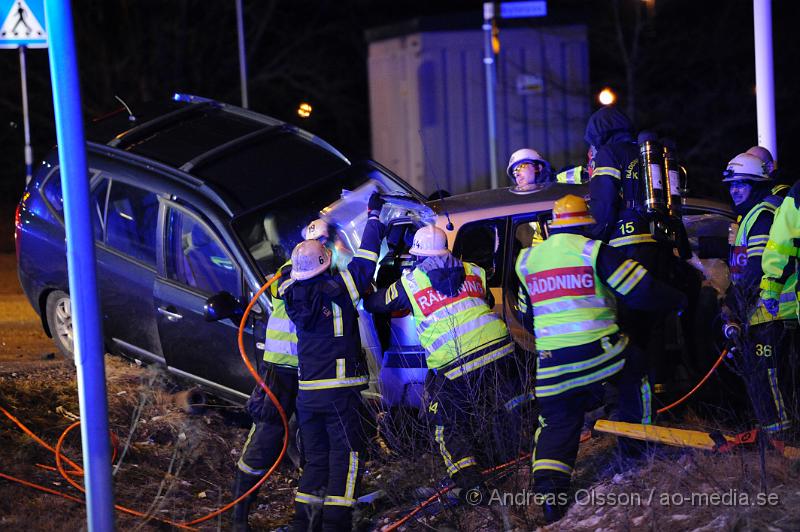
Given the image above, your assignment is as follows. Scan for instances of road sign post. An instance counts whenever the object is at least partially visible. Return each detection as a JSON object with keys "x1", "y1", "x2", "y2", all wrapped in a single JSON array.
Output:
[
  {"x1": 482, "y1": 1, "x2": 547, "y2": 190},
  {"x1": 1, "y1": 0, "x2": 48, "y2": 184}
]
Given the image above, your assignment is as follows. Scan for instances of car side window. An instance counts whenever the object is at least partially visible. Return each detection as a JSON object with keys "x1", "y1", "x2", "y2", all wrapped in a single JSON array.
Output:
[
  {"x1": 165, "y1": 208, "x2": 241, "y2": 297},
  {"x1": 41, "y1": 170, "x2": 64, "y2": 216},
  {"x1": 104, "y1": 180, "x2": 159, "y2": 265},
  {"x1": 452, "y1": 218, "x2": 507, "y2": 288},
  {"x1": 90, "y1": 178, "x2": 110, "y2": 241}
]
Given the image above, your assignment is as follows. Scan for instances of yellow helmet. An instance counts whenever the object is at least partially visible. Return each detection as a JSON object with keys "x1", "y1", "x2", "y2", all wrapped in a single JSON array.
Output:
[{"x1": 550, "y1": 194, "x2": 596, "y2": 228}]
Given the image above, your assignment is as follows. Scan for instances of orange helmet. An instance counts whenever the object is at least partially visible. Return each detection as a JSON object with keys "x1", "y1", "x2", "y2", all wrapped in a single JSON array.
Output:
[{"x1": 550, "y1": 194, "x2": 596, "y2": 228}]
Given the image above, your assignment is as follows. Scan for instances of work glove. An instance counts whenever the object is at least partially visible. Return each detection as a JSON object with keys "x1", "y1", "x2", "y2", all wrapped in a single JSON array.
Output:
[
  {"x1": 367, "y1": 192, "x2": 385, "y2": 219},
  {"x1": 761, "y1": 297, "x2": 779, "y2": 317}
]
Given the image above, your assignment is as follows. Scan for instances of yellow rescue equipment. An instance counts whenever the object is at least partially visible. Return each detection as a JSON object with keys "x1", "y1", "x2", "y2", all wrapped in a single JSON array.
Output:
[{"x1": 594, "y1": 420, "x2": 800, "y2": 460}]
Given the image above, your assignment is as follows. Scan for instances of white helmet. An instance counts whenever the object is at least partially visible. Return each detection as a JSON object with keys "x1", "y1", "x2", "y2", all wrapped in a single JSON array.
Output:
[
  {"x1": 507, "y1": 148, "x2": 546, "y2": 177},
  {"x1": 745, "y1": 145, "x2": 775, "y2": 174},
  {"x1": 303, "y1": 219, "x2": 329, "y2": 242},
  {"x1": 722, "y1": 153, "x2": 771, "y2": 183},
  {"x1": 410, "y1": 225, "x2": 449, "y2": 257},
  {"x1": 290, "y1": 240, "x2": 331, "y2": 280}
]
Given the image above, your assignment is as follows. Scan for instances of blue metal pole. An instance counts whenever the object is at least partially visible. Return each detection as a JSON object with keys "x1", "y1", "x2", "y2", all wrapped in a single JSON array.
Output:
[{"x1": 43, "y1": 2, "x2": 115, "y2": 531}]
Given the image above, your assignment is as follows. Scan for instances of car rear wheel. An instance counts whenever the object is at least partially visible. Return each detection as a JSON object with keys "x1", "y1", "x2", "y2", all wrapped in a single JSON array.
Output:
[{"x1": 46, "y1": 290, "x2": 75, "y2": 361}]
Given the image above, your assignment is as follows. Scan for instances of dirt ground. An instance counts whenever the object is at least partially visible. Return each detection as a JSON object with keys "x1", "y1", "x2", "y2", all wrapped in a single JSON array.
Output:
[{"x1": 2, "y1": 251, "x2": 800, "y2": 531}]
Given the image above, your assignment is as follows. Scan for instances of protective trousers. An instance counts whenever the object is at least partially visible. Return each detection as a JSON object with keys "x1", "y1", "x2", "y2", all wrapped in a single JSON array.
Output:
[
  {"x1": 747, "y1": 322, "x2": 795, "y2": 434},
  {"x1": 532, "y1": 341, "x2": 652, "y2": 497},
  {"x1": 238, "y1": 366, "x2": 299, "y2": 476},
  {"x1": 425, "y1": 354, "x2": 529, "y2": 489},
  {"x1": 292, "y1": 392, "x2": 363, "y2": 532}
]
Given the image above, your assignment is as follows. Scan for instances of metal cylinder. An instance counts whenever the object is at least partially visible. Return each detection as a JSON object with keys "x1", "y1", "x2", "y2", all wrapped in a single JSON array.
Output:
[
  {"x1": 637, "y1": 131, "x2": 667, "y2": 214},
  {"x1": 661, "y1": 138, "x2": 682, "y2": 217}
]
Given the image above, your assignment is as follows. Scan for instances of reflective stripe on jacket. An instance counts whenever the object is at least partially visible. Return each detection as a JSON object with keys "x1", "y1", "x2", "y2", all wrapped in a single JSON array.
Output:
[
  {"x1": 263, "y1": 260, "x2": 298, "y2": 369},
  {"x1": 732, "y1": 195, "x2": 798, "y2": 324},
  {"x1": 399, "y1": 262, "x2": 510, "y2": 370},
  {"x1": 515, "y1": 233, "x2": 619, "y2": 351},
  {"x1": 760, "y1": 183, "x2": 800, "y2": 321}
]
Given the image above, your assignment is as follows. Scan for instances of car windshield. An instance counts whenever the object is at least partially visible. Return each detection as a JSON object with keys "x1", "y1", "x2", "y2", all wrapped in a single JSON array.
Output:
[{"x1": 232, "y1": 161, "x2": 424, "y2": 277}]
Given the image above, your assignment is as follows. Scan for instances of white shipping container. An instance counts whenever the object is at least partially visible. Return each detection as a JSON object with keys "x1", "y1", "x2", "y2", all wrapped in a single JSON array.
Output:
[{"x1": 368, "y1": 22, "x2": 589, "y2": 195}]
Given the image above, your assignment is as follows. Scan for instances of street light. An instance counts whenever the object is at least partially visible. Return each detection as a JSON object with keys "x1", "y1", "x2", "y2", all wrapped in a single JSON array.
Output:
[
  {"x1": 598, "y1": 87, "x2": 617, "y2": 106},
  {"x1": 297, "y1": 102, "x2": 312, "y2": 119}
]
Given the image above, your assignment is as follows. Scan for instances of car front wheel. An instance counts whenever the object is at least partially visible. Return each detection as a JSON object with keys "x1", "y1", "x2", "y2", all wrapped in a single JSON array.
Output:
[{"x1": 46, "y1": 290, "x2": 75, "y2": 361}]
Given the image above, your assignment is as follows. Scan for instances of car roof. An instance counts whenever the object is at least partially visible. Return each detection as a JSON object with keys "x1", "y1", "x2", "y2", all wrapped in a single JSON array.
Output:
[
  {"x1": 83, "y1": 95, "x2": 351, "y2": 215},
  {"x1": 427, "y1": 183, "x2": 732, "y2": 243},
  {"x1": 429, "y1": 183, "x2": 589, "y2": 219}
]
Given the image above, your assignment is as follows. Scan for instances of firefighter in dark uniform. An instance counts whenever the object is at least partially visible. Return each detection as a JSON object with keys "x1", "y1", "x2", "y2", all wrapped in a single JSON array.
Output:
[
  {"x1": 282, "y1": 194, "x2": 385, "y2": 532},
  {"x1": 584, "y1": 107, "x2": 699, "y2": 389},
  {"x1": 515, "y1": 194, "x2": 686, "y2": 522},
  {"x1": 724, "y1": 153, "x2": 797, "y2": 435},
  {"x1": 364, "y1": 224, "x2": 522, "y2": 495},
  {"x1": 230, "y1": 220, "x2": 331, "y2": 532}
]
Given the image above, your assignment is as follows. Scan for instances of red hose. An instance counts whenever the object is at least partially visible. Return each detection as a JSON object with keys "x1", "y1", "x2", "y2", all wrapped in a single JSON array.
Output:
[
  {"x1": 0, "y1": 272, "x2": 286, "y2": 529},
  {"x1": 657, "y1": 349, "x2": 728, "y2": 414}
]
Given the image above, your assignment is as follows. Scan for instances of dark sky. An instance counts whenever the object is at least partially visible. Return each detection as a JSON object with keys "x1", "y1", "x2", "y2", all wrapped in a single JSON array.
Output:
[{"x1": 1, "y1": 0, "x2": 798, "y2": 202}]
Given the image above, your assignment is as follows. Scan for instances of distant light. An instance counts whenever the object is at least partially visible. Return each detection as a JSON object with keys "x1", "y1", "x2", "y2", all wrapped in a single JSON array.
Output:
[
  {"x1": 297, "y1": 102, "x2": 312, "y2": 118},
  {"x1": 598, "y1": 87, "x2": 617, "y2": 106}
]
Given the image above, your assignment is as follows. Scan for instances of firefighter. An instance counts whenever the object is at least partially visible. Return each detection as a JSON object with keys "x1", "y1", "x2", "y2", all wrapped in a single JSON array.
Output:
[
  {"x1": 515, "y1": 194, "x2": 686, "y2": 523},
  {"x1": 584, "y1": 107, "x2": 699, "y2": 391},
  {"x1": 364, "y1": 224, "x2": 522, "y2": 496},
  {"x1": 583, "y1": 107, "x2": 657, "y2": 262},
  {"x1": 507, "y1": 148, "x2": 554, "y2": 190},
  {"x1": 722, "y1": 153, "x2": 797, "y2": 434},
  {"x1": 723, "y1": 155, "x2": 797, "y2": 434},
  {"x1": 282, "y1": 193, "x2": 385, "y2": 532},
  {"x1": 231, "y1": 219, "x2": 332, "y2": 532},
  {"x1": 761, "y1": 179, "x2": 800, "y2": 318}
]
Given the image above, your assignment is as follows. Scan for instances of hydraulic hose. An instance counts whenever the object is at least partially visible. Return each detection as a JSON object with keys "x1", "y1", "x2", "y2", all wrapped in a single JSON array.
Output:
[
  {"x1": 0, "y1": 272, "x2": 285, "y2": 529},
  {"x1": 656, "y1": 348, "x2": 728, "y2": 414},
  {"x1": 382, "y1": 453, "x2": 531, "y2": 532},
  {"x1": 183, "y1": 271, "x2": 287, "y2": 526}
]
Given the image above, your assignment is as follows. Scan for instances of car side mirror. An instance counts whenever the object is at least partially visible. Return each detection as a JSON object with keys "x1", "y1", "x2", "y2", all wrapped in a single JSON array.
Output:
[{"x1": 204, "y1": 291, "x2": 244, "y2": 324}]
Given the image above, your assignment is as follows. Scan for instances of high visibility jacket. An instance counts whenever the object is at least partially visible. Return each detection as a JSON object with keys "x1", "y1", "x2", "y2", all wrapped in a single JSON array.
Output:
[
  {"x1": 760, "y1": 182, "x2": 800, "y2": 319},
  {"x1": 515, "y1": 233, "x2": 619, "y2": 351},
  {"x1": 556, "y1": 165, "x2": 589, "y2": 184},
  {"x1": 771, "y1": 183, "x2": 790, "y2": 197},
  {"x1": 398, "y1": 262, "x2": 512, "y2": 373},
  {"x1": 262, "y1": 260, "x2": 298, "y2": 369},
  {"x1": 731, "y1": 195, "x2": 798, "y2": 324}
]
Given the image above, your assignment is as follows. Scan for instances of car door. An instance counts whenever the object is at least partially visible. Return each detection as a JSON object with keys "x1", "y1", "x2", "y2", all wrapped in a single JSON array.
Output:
[
  {"x1": 502, "y1": 211, "x2": 552, "y2": 354},
  {"x1": 154, "y1": 202, "x2": 260, "y2": 399},
  {"x1": 92, "y1": 175, "x2": 164, "y2": 362},
  {"x1": 451, "y1": 217, "x2": 509, "y2": 315}
]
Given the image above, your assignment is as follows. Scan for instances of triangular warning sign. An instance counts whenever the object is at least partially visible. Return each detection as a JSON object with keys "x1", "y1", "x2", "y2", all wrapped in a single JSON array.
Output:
[{"x1": 0, "y1": 0, "x2": 46, "y2": 39}]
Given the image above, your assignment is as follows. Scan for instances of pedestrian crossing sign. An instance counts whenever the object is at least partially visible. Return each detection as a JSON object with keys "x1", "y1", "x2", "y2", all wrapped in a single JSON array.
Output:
[{"x1": 0, "y1": 0, "x2": 47, "y2": 48}]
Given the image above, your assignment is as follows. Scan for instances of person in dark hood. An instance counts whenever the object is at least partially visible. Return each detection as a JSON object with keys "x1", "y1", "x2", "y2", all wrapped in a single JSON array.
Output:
[
  {"x1": 583, "y1": 106, "x2": 649, "y2": 248},
  {"x1": 364, "y1": 225, "x2": 524, "y2": 499},
  {"x1": 583, "y1": 107, "x2": 700, "y2": 393},
  {"x1": 723, "y1": 153, "x2": 795, "y2": 436}
]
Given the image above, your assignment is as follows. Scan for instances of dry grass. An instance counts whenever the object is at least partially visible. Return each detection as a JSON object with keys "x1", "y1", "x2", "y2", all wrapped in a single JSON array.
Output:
[
  {"x1": 0, "y1": 357, "x2": 296, "y2": 531},
  {"x1": 3, "y1": 356, "x2": 800, "y2": 531}
]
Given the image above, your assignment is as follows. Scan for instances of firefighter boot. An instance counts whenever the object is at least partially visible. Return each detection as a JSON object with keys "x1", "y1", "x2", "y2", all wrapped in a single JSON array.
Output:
[
  {"x1": 232, "y1": 470, "x2": 261, "y2": 532},
  {"x1": 541, "y1": 491, "x2": 569, "y2": 524}
]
